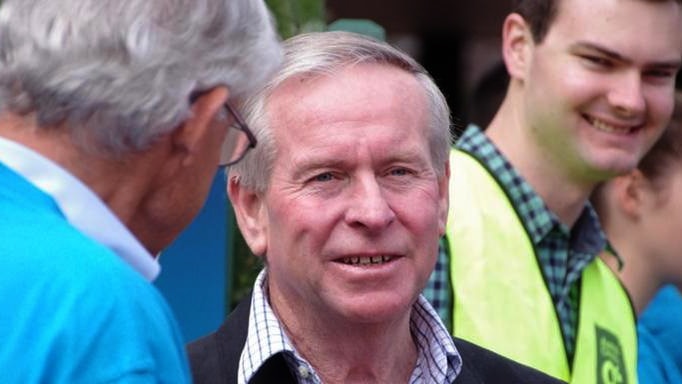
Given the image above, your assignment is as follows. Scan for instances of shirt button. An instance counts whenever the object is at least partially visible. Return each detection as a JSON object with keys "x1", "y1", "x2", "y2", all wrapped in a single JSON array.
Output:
[{"x1": 298, "y1": 365, "x2": 310, "y2": 379}]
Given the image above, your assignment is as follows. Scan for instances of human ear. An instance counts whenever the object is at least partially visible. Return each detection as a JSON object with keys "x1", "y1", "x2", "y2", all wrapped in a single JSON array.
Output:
[
  {"x1": 228, "y1": 176, "x2": 268, "y2": 256},
  {"x1": 132, "y1": 86, "x2": 229, "y2": 240},
  {"x1": 614, "y1": 170, "x2": 648, "y2": 220},
  {"x1": 171, "y1": 86, "x2": 229, "y2": 166},
  {"x1": 502, "y1": 13, "x2": 534, "y2": 81}
]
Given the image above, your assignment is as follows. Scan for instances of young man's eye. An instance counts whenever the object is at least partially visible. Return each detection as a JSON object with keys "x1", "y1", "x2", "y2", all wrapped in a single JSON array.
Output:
[
  {"x1": 645, "y1": 69, "x2": 676, "y2": 79},
  {"x1": 582, "y1": 55, "x2": 613, "y2": 68}
]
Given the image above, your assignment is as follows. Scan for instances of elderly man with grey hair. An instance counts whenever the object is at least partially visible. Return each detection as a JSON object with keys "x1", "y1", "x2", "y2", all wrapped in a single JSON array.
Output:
[
  {"x1": 187, "y1": 31, "x2": 564, "y2": 384},
  {"x1": 0, "y1": 0, "x2": 281, "y2": 382}
]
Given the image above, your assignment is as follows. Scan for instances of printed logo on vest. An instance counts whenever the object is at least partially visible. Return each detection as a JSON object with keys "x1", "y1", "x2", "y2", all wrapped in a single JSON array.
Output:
[{"x1": 596, "y1": 325, "x2": 628, "y2": 384}]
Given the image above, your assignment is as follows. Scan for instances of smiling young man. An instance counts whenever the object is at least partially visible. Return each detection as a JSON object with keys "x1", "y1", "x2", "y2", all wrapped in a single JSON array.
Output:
[
  {"x1": 424, "y1": 0, "x2": 682, "y2": 382},
  {"x1": 187, "y1": 31, "x2": 565, "y2": 384}
]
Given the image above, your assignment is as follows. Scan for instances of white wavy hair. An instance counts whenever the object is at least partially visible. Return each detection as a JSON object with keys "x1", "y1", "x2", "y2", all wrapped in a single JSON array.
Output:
[{"x1": 0, "y1": 0, "x2": 282, "y2": 154}]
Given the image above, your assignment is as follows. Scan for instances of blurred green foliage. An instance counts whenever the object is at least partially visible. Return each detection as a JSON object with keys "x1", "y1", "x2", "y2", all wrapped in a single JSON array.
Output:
[{"x1": 265, "y1": 0, "x2": 326, "y2": 39}]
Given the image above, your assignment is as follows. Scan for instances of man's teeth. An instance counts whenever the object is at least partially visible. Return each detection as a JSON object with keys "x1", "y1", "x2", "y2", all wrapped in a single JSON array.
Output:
[
  {"x1": 341, "y1": 255, "x2": 393, "y2": 265},
  {"x1": 589, "y1": 117, "x2": 632, "y2": 133}
]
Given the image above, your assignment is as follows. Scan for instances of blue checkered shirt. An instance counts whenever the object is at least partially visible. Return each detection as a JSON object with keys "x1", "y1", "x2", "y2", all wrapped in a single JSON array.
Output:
[
  {"x1": 422, "y1": 237, "x2": 453, "y2": 332},
  {"x1": 423, "y1": 124, "x2": 609, "y2": 360},
  {"x1": 240, "y1": 269, "x2": 462, "y2": 384}
]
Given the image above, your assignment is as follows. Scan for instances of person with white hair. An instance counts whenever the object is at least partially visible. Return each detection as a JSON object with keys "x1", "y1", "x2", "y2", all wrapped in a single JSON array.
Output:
[
  {"x1": 188, "y1": 31, "x2": 565, "y2": 384},
  {"x1": 0, "y1": 0, "x2": 281, "y2": 382}
]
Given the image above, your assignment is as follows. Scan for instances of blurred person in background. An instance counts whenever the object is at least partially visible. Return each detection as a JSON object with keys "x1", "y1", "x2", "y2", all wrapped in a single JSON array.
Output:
[{"x1": 593, "y1": 80, "x2": 682, "y2": 384}]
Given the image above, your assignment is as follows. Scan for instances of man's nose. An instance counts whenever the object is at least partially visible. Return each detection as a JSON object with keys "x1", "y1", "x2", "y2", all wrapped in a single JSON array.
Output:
[
  {"x1": 344, "y1": 177, "x2": 396, "y2": 232},
  {"x1": 608, "y1": 71, "x2": 646, "y2": 118}
]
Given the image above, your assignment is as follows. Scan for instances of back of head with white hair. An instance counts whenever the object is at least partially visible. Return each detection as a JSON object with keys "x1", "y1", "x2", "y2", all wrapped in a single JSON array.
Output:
[
  {"x1": 230, "y1": 31, "x2": 452, "y2": 193},
  {"x1": 0, "y1": 0, "x2": 282, "y2": 154}
]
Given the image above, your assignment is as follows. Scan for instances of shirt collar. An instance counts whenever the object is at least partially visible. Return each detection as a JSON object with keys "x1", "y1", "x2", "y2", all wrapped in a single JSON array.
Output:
[
  {"x1": 602, "y1": 239, "x2": 624, "y2": 271},
  {"x1": 410, "y1": 295, "x2": 463, "y2": 383},
  {"x1": 239, "y1": 269, "x2": 462, "y2": 384},
  {"x1": 238, "y1": 270, "x2": 302, "y2": 384},
  {"x1": 0, "y1": 137, "x2": 160, "y2": 281},
  {"x1": 457, "y1": 124, "x2": 557, "y2": 243}
]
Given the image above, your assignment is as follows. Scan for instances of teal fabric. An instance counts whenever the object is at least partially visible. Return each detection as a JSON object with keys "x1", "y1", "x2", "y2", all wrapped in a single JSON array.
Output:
[
  {"x1": 0, "y1": 163, "x2": 190, "y2": 383},
  {"x1": 638, "y1": 285, "x2": 682, "y2": 384}
]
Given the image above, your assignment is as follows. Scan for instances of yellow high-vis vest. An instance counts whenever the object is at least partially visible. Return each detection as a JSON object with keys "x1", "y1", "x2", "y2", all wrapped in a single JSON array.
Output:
[{"x1": 447, "y1": 149, "x2": 637, "y2": 384}]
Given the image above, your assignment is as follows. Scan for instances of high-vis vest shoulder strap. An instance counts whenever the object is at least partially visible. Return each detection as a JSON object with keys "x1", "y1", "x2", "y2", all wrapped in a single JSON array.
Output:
[{"x1": 447, "y1": 148, "x2": 637, "y2": 384}]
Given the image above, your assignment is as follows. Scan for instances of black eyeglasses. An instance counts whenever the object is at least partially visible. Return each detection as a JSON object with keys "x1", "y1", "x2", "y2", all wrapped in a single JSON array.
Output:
[{"x1": 220, "y1": 103, "x2": 257, "y2": 167}]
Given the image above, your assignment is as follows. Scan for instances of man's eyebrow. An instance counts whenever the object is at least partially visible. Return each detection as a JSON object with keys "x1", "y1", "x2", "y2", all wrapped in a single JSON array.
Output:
[
  {"x1": 381, "y1": 150, "x2": 430, "y2": 166},
  {"x1": 572, "y1": 41, "x2": 682, "y2": 69},
  {"x1": 289, "y1": 147, "x2": 430, "y2": 179},
  {"x1": 290, "y1": 156, "x2": 345, "y2": 180}
]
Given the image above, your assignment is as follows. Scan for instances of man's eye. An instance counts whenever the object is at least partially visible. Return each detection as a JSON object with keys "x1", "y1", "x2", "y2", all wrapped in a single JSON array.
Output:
[
  {"x1": 312, "y1": 172, "x2": 334, "y2": 182},
  {"x1": 582, "y1": 55, "x2": 613, "y2": 68},
  {"x1": 388, "y1": 168, "x2": 411, "y2": 177},
  {"x1": 644, "y1": 69, "x2": 676, "y2": 79}
]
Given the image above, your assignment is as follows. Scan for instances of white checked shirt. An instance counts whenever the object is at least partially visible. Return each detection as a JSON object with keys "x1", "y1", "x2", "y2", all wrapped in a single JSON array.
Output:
[{"x1": 238, "y1": 269, "x2": 462, "y2": 384}]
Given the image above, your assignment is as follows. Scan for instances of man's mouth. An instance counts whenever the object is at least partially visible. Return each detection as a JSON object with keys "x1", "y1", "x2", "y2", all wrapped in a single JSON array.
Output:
[
  {"x1": 339, "y1": 255, "x2": 394, "y2": 266},
  {"x1": 584, "y1": 115, "x2": 639, "y2": 134}
]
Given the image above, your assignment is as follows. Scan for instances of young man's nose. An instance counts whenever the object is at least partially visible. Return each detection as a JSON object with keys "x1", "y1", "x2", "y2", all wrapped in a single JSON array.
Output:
[{"x1": 608, "y1": 72, "x2": 646, "y2": 118}]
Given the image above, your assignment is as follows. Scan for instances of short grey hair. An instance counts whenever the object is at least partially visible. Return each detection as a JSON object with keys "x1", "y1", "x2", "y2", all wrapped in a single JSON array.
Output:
[
  {"x1": 231, "y1": 31, "x2": 452, "y2": 193},
  {"x1": 0, "y1": 0, "x2": 282, "y2": 154}
]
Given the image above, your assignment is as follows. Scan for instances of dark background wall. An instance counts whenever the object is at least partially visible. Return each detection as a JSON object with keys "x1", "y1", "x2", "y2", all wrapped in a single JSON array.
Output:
[
  {"x1": 327, "y1": 0, "x2": 512, "y2": 126},
  {"x1": 326, "y1": 0, "x2": 510, "y2": 35}
]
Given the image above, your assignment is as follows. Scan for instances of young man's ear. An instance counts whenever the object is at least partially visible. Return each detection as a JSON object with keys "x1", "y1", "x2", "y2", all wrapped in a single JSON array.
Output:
[
  {"x1": 502, "y1": 13, "x2": 534, "y2": 81},
  {"x1": 228, "y1": 175, "x2": 268, "y2": 257},
  {"x1": 172, "y1": 86, "x2": 229, "y2": 166}
]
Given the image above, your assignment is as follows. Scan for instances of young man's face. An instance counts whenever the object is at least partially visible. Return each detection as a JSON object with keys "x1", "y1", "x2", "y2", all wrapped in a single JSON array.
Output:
[{"x1": 520, "y1": 0, "x2": 682, "y2": 182}]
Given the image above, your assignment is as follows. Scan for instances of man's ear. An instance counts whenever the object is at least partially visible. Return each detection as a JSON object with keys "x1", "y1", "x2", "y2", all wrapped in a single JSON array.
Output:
[
  {"x1": 502, "y1": 13, "x2": 534, "y2": 81},
  {"x1": 228, "y1": 175, "x2": 268, "y2": 256},
  {"x1": 437, "y1": 159, "x2": 451, "y2": 236},
  {"x1": 171, "y1": 86, "x2": 229, "y2": 166}
]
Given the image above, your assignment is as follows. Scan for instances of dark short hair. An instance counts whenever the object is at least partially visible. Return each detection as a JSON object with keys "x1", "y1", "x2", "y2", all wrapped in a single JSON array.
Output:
[
  {"x1": 514, "y1": 0, "x2": 560, "y2": 43},
  {"x1": 514, "y1": 0, "x2": 682, "y2": 43}
]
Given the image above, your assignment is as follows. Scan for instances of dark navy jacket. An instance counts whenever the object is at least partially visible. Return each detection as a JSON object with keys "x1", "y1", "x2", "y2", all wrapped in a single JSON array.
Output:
[{"x1": 187, "y1": 293, "x2": 566, "y2": 384}]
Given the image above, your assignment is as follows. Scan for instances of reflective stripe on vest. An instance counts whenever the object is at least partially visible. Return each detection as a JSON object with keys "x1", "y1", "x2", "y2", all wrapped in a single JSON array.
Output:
[{"x1": 447, "y1": 148, "x2": 637, "y2": 384}]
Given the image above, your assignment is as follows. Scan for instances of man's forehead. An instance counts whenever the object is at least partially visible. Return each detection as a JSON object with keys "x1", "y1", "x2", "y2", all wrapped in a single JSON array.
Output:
[{"x1": 267, "y1": 65, "x2": 426, "y2": 127}]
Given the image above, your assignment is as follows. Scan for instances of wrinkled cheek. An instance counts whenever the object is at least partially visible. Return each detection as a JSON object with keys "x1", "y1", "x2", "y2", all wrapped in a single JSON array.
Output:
[
  {"x1": 407, "y1": 208, "x2": 442, "y2": 261},
  {"x1": 270, "y1": 204, "x2": 332, "y2": 256}
]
